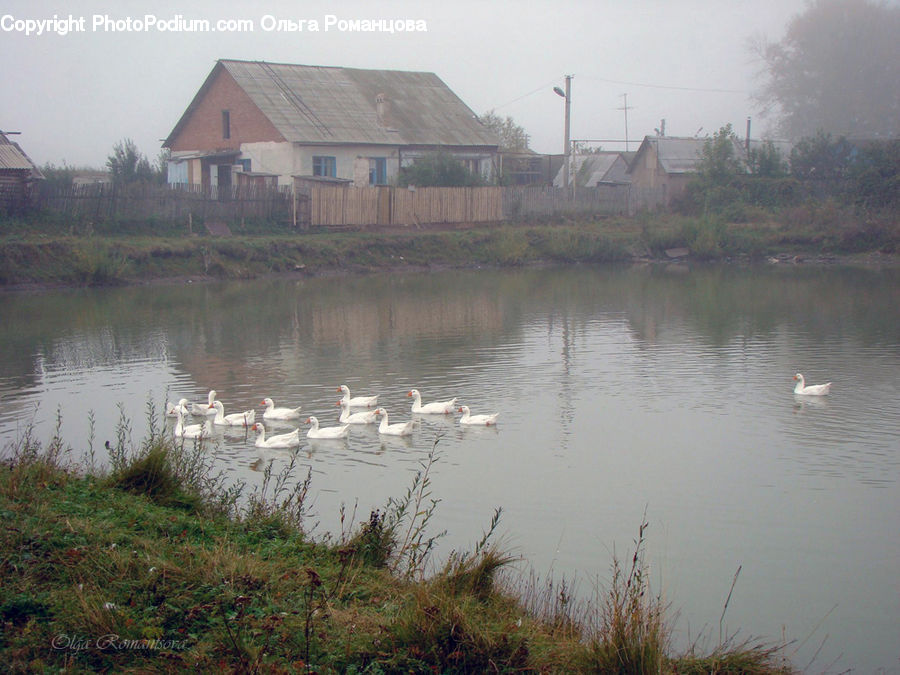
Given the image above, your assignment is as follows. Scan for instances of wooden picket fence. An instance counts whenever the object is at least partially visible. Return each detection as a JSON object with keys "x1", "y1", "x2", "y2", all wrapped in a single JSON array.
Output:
[
  {"x1": 304, "y1": 186, "x2": 505, "y2": 227},
  {"x1": 24, "y1": 181, "x2": 638, "y2": 229}
]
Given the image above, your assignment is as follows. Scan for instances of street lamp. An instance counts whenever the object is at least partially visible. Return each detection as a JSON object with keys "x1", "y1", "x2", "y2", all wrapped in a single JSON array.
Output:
[{"x1": 553, "y1": 76, "x2": 572, "y2": 194}]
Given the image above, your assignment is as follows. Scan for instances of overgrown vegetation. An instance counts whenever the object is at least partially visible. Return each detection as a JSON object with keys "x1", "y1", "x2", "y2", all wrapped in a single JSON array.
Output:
[
  {"x1": 0, "y1": 407, "x2": 797, "y2": 672},
  {"x1": 396, "y1": 151, "x2": 487, "y2": 187}
]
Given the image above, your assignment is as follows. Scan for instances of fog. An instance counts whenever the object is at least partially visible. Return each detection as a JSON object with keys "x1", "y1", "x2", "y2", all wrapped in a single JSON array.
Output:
[{"x1": 1, "y1": 0, "x2": 809, "y2": 168}]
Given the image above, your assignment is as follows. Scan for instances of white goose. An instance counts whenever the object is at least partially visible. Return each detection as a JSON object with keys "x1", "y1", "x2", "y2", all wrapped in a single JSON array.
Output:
[
  {"x1": 338, "y1": 400, "x2": 379, "y2": 424},
  {"x1": 191, "y1": 390, "x2": 218, "y2": 416},
  {"x1": 209, "y1": 400, "x2": 255, "y2": 427},
  {"x1": 793, "y1": 373, "x2": 832, "y2": 396},
  {"x1": 165, "y1": 398, "x2": 190, "y2": 418},
  {"x1": 250, "y1": 422, "x2": 300, "y2": 448},
  {"x1": 408, "y1": 389, "x2": 458, "y2": 414},
  {"x1": 458, "y1": 405, "x2": 499, "y2": 426},
  {"x1": 260, "y1": 397, "x2": 303, "y2": 421},
  {"x1": 375, "y1": 407, "x2": 414, "y2": 436},
  {"x1": 306, "y1": 416, "x2": 350, "y2": 439},
  {"x1": 173, "y1": 408, "x2": 210, "y2": 440},
  {"x1": 338, "y1": 384, "x2": 378, "y2": 408}
]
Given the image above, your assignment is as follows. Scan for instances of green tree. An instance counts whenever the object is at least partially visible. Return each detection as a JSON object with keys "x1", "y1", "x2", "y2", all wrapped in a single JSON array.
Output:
[
  {"x1": 106, "y1": 138, "x2": 154, "y2": 184},
  {"x1": 748, "y1": 141, "x2": 788, "y2": 177},
  {"x1": 752, "y1": 0, "x2": 900, "y2": 139},
  {"x1": 789, "y1": 131, "x2": 854, "y2": 181},
  {"x1": 396, "y1": 152, "x2": 485, "y2": 187},
  {"x1": 696, "y1": 124, "x2": 744, "y2": 187},
  {"x1": 479, "y1": 111, "x2": 529, "y2": 153},
  {"x1": 848, "y1": 140, "x2": 900, "y2": 209}
]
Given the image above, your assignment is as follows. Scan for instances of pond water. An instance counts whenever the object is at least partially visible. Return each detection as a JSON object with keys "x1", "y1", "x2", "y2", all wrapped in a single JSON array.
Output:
[{"x1": 1, "y1": 264, "x2": 898, "y2": 672}]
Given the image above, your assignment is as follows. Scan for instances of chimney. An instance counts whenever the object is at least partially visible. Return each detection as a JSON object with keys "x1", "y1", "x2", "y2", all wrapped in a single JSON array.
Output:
[{"x1": 376, "y1": 93, "x2": 389, "y2": 124}]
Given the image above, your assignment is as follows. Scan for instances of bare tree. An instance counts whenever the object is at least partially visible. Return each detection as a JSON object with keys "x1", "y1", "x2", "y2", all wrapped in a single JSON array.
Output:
[{"x1": 479, "y1": 111, "x2": 530, "y2": 152}]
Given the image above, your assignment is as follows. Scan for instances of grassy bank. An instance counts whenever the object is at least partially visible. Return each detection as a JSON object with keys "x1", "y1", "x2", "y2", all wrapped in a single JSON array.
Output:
[
  {"x1": 0, "y1": 417, "x2": 796, "y2": 673},
  {"x1": 1, "y1": 206, "x2": 897, "y2": 288}
]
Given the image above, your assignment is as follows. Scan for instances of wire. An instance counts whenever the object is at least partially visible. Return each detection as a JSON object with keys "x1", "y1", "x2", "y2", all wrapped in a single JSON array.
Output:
[
  {"x1": 490, "y1": 78, "x2": 566, "y2": 110},
  {"x1": 580, "y1": 74, "x2": 745, "y2": 94}
]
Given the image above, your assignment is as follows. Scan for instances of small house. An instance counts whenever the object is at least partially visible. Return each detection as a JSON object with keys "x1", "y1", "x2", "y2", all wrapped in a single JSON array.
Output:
[{"x1": 163, "y1": 59, "x2": 500, "y2": 190}]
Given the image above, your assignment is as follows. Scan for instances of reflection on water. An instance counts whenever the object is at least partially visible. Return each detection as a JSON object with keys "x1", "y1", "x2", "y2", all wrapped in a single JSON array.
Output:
[{"x1": 1, "y1": 264, "x2": 898, "y2": 672}]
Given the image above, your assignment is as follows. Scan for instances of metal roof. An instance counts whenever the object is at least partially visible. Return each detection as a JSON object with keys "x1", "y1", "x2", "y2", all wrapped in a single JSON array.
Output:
[
  {"x1": 629, "y1": 136, "x2": 750, "y2": 174},
  {"x1": 0, "y1": 133, "x2": 43, "y2": 177},
  {"x1": 215, "y1": 60, "x2": 498, "y2": 148}
]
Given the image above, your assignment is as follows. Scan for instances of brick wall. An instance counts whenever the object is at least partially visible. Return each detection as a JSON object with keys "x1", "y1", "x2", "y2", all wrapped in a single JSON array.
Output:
[{"x1": 168, "y1": 66, "x2": 284, "y2": 152}]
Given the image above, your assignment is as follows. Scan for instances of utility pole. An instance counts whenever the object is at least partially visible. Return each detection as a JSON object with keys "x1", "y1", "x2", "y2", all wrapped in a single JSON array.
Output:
[
  {"x1": 553, "y1": 75, "x2": 573, "y2": 193},
  {"x1": 618, "y1": 93, "x2": 632, "y2": 151}
]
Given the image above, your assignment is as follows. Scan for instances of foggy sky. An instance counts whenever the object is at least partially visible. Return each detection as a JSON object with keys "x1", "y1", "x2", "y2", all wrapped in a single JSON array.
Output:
[{"x1": 1, "y1": 0, "x2": 810, "y2": 168}]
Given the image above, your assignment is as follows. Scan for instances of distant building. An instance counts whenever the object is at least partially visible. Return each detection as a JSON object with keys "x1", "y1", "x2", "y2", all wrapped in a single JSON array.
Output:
[
  {"x1": 163, "y1": 59, "x2": 500, "y2": 190},
  {"x1": 627, "y1": 135, "x2": 791, "y2": 208},
  {"x1": 553, "y1": 152, "x2": 632, "y2": 188},
  {"x1": 0, "y1": 131, "x2": 44, "y2": 215},
  {"x1": 500, "y1": 152, "x2": 563, "y2": 186},
  {"x1": 72, "y1": 170, "x2": 112, "y2": 186}
]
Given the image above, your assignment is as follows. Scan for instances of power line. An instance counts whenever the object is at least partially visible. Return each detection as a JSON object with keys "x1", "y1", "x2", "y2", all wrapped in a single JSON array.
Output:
[
  {"x1": 490, "y1": 78, "x2": 565, "y2": 110},
  {"x1": 579, "y1": 74, "x2": 745, "y2": 94}
]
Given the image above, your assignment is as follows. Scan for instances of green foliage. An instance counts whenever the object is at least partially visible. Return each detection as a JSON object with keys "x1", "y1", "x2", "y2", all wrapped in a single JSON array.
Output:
[
  {"x1": 39, "y1": 162, "x2": 77, "y2": 190},
  {"x1": 697, "y1": 124, "x2": 745, "y2": 188},
  {"x1": 748, "y1": 141, "x2": 789, "y2": 178},
  {"x1": 396, "y1": 152, "x2": 486, "y2": 187},
  {"x1": 790, "y1": 131, "x2": 854, "y2": 181},
  {"x1": 106, "y1": 138, "x2": 157, "y2": 185},
  {"x1": 848, "y1": 139, "x2": 900, "y2": 210}
]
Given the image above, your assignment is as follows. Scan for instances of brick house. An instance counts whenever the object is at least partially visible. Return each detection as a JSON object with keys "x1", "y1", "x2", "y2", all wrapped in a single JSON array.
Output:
[{"x1": 163, "y1": 59, "x2": 500, "y2": 189}]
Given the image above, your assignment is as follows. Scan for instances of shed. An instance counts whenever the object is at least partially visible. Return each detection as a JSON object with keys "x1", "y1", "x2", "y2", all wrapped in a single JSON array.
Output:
[{"x1": 0, "y1": 131, "x2": 44, "y2": 215}]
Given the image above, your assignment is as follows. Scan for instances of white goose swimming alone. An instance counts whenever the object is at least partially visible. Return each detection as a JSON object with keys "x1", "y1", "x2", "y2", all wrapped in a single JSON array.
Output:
[
  {"x1": 306, "y1": 416, "x2": 350, "y2": 439},
  {"x1": 408, "y1": 389, "x2": 458, "y2": 414},
  {"x1": 375, "y1": 408, "x2": 414, "y2": 436},
  {"x1": 165, "y1": 398, "x2": 190, "y2": 418},
  {"x1": 458, "y1": 405, "x2": 499, "y2": 426},
  {"x1": 338, "y1": 400, "x2": 379, "y2": 424},
  {"x1": 260, "y1": 397, "x2": 303, "y2": 421},
  {"x1": 191, "y1": 390, "x2": 218, "y2": 416},
  {"x1": 173, "y1": 408, "x2": 210, "y2": 440},
  {"x1": 793, "y1": 373, "x2": 832, "y2": 396},
  {"x1": 250, "y1": 422, "x2": 300, "y2": 449},
  {"x1": 337, "y1": 384, "x2": 378, "y2": 408},
  {"x1": 209, "y1": 400, "x2": 256, "y2": 427}
]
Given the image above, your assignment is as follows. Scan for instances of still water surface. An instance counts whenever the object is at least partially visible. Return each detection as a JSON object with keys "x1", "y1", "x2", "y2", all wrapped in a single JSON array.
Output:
[{"x1": 1, "y1": 264, "x2": 898, "y2": 672}]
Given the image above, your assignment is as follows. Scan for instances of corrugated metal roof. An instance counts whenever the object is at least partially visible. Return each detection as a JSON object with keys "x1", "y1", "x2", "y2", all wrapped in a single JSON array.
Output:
[
  {"x1": 0, "y1": 132, "x2": 43, "y2": 178},
  {"x1": 220, "y1": 60, "x2": 499, "y2": 147},
  {"x1": 0, "y1": 144, "x2": 34, "y2": 170},
  {"x1": 553, "y1": 153, "x2": 627, "y2": 187}
]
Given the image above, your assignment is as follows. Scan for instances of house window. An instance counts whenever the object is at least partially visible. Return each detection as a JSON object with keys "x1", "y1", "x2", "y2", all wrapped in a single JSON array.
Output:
[
  {"x1": 313, "y1": 156, "x2": 336, "y2": 177},
  {"x1": 222, "y1": 110, "x2": 231, "y2": 139},
  {"x1": 462, "y1": 158, "x2": 481, "y2": 175},
  {"x1": 237, "y1": 158, "x2": 251, "y2": 172},
  {"x1": 369, "y1": 158, "x2": 387, "y2": 185}
]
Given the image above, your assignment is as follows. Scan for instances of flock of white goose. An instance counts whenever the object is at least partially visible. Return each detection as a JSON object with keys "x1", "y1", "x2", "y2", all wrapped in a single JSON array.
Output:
[{"x1": 166, "y1": 384, "x2": 500, "y2": 449}]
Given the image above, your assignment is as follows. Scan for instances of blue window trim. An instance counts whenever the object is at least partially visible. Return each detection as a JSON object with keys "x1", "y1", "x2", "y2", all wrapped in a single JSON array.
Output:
[
  {"x1": 313, "y1": 156, "x2": 336, "y2": 178},
  {"x1": 369, "y1": 157, "x2": 387, "y2": 185}
]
